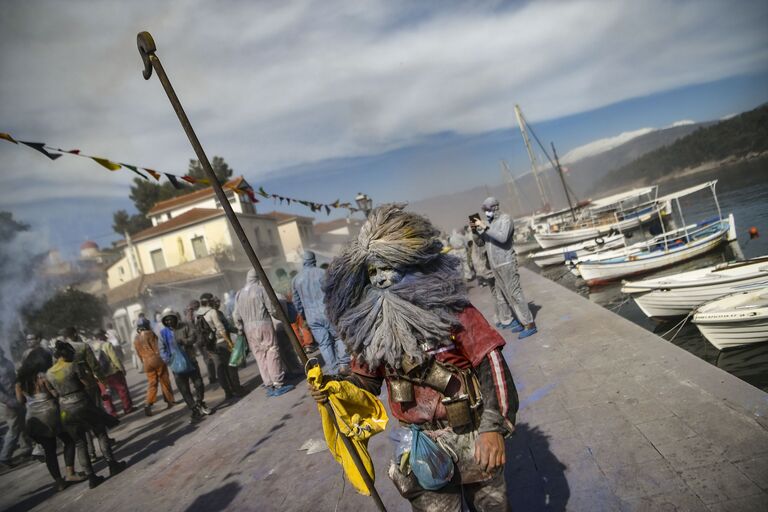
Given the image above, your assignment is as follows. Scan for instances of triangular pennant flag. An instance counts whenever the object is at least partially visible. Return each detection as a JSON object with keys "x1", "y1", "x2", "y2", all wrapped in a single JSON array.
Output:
[
  {"x1": 19, "y1": 141, "x2": 62, "y2": 160},
  {"x1": 66, "y1": 149, "x2": 80, "y2": 154},
  {"x1": 181, "y1": 175, "x2": 197, "y2": 184},
  {"x1": 0, "y1": 133, "x2": 18, "y2": 144},
  {"x1": 197, "y1": 178, "x2": 210, "y2": 185},
  {"x1": 286, "y1": 198, "x2": 291, "y2": 205},
  {"x1": 143, "y1": 168, "x2": 161, "y2": 181},
  {"x1": 165, "y1": 173, "x2": 183, "y2": 189},
  {"x1": 91, "y1": 157, "x2": 122, "y2": 171},
  {"x1": 257, "y1": 186, "x2": 270, "y2": 198},
  {"x1": 331, "y1": 199, "x2": 340, "y2": 208},
  {"x1": 121, "y1": 164, "x2": 148, "y2": 180},
  {"x1": 279, "y1": 197, "x2": 285, "y2": 204},
  {"x1": 325, "y1": 205, "x2": 331, "y2": 215}
]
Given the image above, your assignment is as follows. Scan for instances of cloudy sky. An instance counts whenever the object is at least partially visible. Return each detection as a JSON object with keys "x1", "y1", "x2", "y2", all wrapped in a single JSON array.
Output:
[{"x1": 1, "y1": 0, "x2": 767, "y2": 254}]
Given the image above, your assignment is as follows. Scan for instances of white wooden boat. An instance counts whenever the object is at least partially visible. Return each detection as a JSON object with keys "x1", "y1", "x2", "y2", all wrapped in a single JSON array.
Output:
[
  {"x1": 578, "y1": 219, "x2": 730, "y2": 285},
  {"x1": 534, "y1": 187, "x2": 659, "y2": 249},
  {"x1": 621, "y1": 256, "x2": 768, "y2": 318},
  {"x1": 530, "y1": 234, "x2": 625, "y2": 267},
  {"x1": 693, "y1": 288, "x2": 768, "y2": 350},
  {"x1": 577, "y1": 181, "x2": 733, "y2": 286},
  {"x1": 534, "y1": 204, "x2": 660, "y2": 249}
]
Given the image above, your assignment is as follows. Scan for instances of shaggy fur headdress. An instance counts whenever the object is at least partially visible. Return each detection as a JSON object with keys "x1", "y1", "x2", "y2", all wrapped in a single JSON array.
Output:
[{"x1": 324, "y1": 204, "x2": 469, "y2": 368}]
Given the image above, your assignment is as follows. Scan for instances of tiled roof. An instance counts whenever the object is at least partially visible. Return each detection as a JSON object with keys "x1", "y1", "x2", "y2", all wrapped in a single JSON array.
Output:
[
  {"x1": 314, "y1": 218, "x2": 352, "y2": 233},
  {"x1": 105, "y1": 257, "x2": 222, "y2": 305},
  {"x1": 262, "y1": 211, "x2": 315, "y2": 224},
  {"x1": 131, "y1": 208, "x2": 224, "y2": 242},
  {"x1": 147, "y1": 176, "x2": 245, "y2": 215}
]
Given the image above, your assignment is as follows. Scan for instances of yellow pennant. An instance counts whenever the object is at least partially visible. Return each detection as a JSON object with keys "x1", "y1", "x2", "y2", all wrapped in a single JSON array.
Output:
[{"x1": 91, "y1": 157, "x2": 122, "y2": 171}]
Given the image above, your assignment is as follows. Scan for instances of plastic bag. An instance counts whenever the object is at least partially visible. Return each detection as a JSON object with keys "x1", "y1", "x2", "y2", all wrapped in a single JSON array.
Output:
[
  {"x1": 228, "y1": 334, "x2": 247, "y2": 367},
  {"x1": 409, "y1": 424, "x2": 454, "y2": 490},
  {"x1": 390, "y1": 426, "x2": 413, "y2": 472},
  {"x1": 169, "y1": 343, "x2": 193, "y2": 374}
]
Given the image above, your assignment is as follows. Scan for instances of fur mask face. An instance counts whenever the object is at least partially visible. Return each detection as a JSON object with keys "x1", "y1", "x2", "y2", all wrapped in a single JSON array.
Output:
[{"x1": 367, "y1": 262, "x2": 404, "y2": 289}]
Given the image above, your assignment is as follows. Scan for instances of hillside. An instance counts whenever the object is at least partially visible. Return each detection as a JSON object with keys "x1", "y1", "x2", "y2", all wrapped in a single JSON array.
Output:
[{"x1": 599, "y1": 104, "x2": 768, "y2": 190}]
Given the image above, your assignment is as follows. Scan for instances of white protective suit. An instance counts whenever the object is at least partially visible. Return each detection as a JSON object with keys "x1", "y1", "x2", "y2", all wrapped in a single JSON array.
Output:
[{"x1": 478, "y1": 211, "x2": 534, "y2": 326}]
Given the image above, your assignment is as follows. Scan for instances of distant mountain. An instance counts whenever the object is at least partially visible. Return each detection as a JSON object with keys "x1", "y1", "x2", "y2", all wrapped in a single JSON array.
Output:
[
  {"x1": 560, "y1": 122, "x2": 709, "y2": 197},
  {"x1": 598, "y1": 104, "x2": 768, "y2": 191},
  {"x1": 409, "y1": 120, "x2": 709, "y2": 231}
]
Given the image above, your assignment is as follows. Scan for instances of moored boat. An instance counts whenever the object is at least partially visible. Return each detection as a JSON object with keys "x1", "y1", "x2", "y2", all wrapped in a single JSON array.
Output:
[
  {"x1": 621, "y1": 256, "x2": 768, "y2": 318},
  {"x1": 530, "y1": 233, "x2": 625, "y2": 267},
  {"x1": 693, "y1": 288, "x2": 768, "y2": 350},
  {"x1": 576, "y1": 181, "x2": 734, "y2": 285}
]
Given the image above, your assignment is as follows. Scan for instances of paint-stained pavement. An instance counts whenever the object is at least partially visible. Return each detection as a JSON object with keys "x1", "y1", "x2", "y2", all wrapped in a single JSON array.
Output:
[{"x1": 2, "y1": 268, "x2": 768, "y2": 511}]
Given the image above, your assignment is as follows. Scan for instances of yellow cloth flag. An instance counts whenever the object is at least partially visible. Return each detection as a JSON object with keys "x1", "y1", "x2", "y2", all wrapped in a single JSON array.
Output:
[
  {"x1": 307, "y1": 365, "x2": 388, "y2": 496},
  {"x1": 91, "y1": 157, "x2": 122, "y2": 171}
]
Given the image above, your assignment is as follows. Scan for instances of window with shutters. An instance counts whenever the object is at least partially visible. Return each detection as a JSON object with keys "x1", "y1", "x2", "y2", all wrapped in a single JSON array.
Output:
[
  {"x1": 150, "y1": 249, "x2": 167, "y2": 272},
  {"x1": 191, "y1": 236, "x2": 208, "y2": 259}
]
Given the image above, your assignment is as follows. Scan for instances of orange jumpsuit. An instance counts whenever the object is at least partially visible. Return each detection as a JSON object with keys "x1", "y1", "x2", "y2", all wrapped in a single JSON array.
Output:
[{"x1": 133, "y1": 330, "x2": 174, "y2": 406}]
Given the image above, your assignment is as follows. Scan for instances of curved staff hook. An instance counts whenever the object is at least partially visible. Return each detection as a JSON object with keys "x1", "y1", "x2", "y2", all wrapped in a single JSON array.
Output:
[
  {"x1": 134, "y1": 31, "x2": 387, "y2": 512},
  {"x1": 137, "y1": 31, "x2": 156, "y2": 80}
]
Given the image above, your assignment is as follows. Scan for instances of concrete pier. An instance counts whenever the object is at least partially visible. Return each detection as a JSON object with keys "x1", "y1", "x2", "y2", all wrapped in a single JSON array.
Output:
[{"x1": 1, "y1": 268, "x2": 766, "y2": 511}]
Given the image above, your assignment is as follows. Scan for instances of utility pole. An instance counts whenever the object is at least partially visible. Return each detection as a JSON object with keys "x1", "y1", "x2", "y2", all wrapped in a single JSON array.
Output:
[{"x1": 513, "y1": 104, "x2": 550, "y2": 211}]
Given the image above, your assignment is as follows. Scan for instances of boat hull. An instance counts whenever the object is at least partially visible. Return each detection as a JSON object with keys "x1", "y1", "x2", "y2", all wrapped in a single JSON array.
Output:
[
  {"x1": 530, "y1": 235, "x2": 625, "y2": 267},
  {"x1": 694, "y1": 319, "x2": 768, "y2": 350},
  {"x1": 578, "y1": 229, "x2": 727, "y2": 285},
  {"x1": 534, "y1": 209, "x2": 657, "y2": 249},
  {"x1": 632, "y1": 275, "x2": 768, "y2": 318}
]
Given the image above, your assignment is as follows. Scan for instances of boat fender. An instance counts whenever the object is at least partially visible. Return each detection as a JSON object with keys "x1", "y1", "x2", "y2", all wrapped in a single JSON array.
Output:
[{"x1": 594, "y1": 237, "x2": 605, "y2": 246}]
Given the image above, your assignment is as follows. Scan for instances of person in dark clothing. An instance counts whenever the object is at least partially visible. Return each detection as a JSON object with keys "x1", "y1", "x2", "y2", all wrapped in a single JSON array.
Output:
[
  {"x1": 196, "y1": 293, "x2": 243, "y2": 399},
  {"x1": 15, "y1": 351, "x2": 85, "y2": 491},
  {"x1": 187, "y1": 300, "x2": 217, "y2": 385},
  {"x1": 46, "y1": 341, "x2": 126, "y2": 488},
  {"x1": 159, "y1": 309, "x2": 211, "y2": 422}
]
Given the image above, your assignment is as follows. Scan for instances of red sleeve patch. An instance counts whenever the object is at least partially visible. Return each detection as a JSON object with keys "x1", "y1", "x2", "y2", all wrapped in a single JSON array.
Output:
[{"x1": 454, "y1": 305, "x2": 506, "y2": 367}]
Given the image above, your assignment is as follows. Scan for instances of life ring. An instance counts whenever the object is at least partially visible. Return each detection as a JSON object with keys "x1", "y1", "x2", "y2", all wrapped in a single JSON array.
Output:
[{"x1": 595, "y1": 237, "x2": 605, "y2": 246}]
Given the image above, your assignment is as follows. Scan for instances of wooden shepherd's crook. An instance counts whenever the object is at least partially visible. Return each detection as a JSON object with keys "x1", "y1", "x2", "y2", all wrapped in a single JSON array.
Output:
[{"x1": 136, "y1": 31, "x2": 387, "y2": 512}]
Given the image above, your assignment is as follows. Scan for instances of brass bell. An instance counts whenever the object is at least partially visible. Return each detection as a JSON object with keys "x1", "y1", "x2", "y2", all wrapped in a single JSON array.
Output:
[
  {"x1": 423, "y1": 362, "x2": 454, "y2": 394},
  {"x1": 390, "y1": 379, "x2": 415, "y2": 403},
  {"x1": 442, "y1": 395, "x2": 473, "y2": 430}
]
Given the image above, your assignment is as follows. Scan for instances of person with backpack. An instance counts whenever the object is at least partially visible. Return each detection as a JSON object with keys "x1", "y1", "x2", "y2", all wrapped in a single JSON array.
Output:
[
  {"x1": 185, "y1": 300, "x2": 217, "y2": 385},
  {"x1": 159, "y1": 309, "x2": 211, "y2": 423},
  {"x1": 196, "y1": 293, "x2": 243, "y2": 400},
  {"x1": 133, "y1": 318, "x2": 175, "y2": 416},
  {"x1": 91, "y1": 330, "x2": 133, "y2": 417}
]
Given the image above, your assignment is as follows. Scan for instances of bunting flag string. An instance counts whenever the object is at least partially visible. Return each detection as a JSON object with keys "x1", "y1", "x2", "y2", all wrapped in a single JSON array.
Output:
[{"x1": 1, "y1": 131, "x2": 363, "y2": 216}]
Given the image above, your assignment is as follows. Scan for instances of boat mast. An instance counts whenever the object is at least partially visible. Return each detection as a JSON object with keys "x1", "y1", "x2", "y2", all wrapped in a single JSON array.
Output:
[
  {"x1": 550, "y1": 142, "x2": 576, "y2": 222},
  {"x1": 514, "y1": 104, "x2": 550, "y2": 211},
  {"x1": 501, "y1": 160, "x2": 524, "y2": 217}
]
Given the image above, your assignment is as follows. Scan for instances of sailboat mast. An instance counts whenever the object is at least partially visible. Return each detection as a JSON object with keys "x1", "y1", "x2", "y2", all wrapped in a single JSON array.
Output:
[
  {"x1": 514, "y1": 104, "x2": 550, "y2": 210},
  {"x1": 550, "y1": 142, "x2": 576, "y2": 221},
  {"x1": 501, "y1": 160, "x2": 524, "y2": 217}
]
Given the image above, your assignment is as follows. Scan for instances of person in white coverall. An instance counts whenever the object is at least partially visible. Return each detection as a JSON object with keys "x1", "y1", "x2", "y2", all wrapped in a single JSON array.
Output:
[
  {"x1": 472, "y1": 196, "x2": 538, "y2": 339},
  {"x1": 233, "y1": 270, "x2": 294, "y2": 397}
]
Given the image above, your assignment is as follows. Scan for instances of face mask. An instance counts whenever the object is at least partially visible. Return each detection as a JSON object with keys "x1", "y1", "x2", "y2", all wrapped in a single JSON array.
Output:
[
  {"x1": 367, "y1": 263, "x2": 404, "y2": 289},
  {"x1": 485, "y1": 211, "x2": 495, "y2": 221}
]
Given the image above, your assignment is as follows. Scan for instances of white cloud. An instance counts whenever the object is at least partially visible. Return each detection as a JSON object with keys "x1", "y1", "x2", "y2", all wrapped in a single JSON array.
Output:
[
  {"x1": 1, "y1": 0, "x2": 767, "y2": 207},
  {"x1": 560, "y1": 127, "x2": 655, "y2": 163},
  {"x1": 721, "y1": 112, "x2": 738, "y2": 120},
  {"x1": 670, "y1": 120, "x2": 696, "y2": 127}
]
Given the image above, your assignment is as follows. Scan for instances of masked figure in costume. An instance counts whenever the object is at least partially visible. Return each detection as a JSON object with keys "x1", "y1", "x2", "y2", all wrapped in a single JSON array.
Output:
[{"x1": 313, "y1": 204, "x2": 517, "y2": 512}]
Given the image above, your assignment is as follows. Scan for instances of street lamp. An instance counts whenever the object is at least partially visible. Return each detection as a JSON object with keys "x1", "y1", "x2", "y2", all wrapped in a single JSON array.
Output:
[{"x1": 355, "y1": 192, "x2": 373, "y2": 216}]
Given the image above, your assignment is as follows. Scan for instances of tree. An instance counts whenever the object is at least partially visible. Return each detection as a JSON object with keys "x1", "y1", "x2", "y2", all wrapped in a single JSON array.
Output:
[
  {"x1": 187, "y1": 156, "x2": 233, "y2": 186},
  {"x1": 110, "y1": 156, "x2": 235, "y2": 236},
  {"x1": 22, "y1": 289, "x2": 107, "y2": 339},
  {"x1": 112, "y1": 209, "x2": 151, "y2": 236}
]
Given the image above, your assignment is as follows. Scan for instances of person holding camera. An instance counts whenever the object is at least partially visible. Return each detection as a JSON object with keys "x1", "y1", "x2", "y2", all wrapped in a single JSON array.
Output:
[{"x1": 471, "y1": 197, "x2": 537, "y2": 339}]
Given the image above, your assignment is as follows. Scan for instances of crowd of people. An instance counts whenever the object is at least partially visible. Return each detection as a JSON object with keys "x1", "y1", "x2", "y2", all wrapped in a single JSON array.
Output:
[{"x1": 0, "y1": 250, "x2": 353, "y2": 494}]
